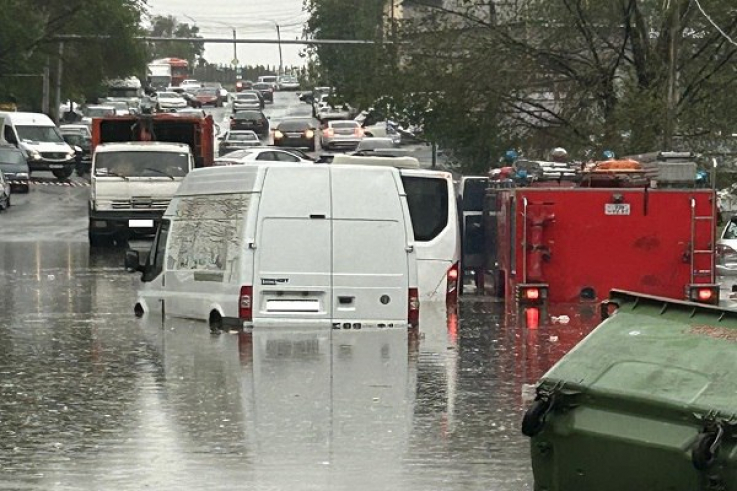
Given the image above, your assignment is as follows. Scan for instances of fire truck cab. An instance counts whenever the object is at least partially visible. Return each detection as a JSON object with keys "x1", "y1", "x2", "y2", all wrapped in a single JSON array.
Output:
[{"x1": 484, "y1": 154, "x2": 719, "y2": 324}]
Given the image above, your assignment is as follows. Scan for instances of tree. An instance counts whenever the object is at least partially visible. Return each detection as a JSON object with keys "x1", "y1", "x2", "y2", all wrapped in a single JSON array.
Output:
[
  {"x1": 147, "y1": 15, "x2": 205, "y2": 67},
  {"x1": 0, "y1": 0, "x2": 147, "y2": 111}
]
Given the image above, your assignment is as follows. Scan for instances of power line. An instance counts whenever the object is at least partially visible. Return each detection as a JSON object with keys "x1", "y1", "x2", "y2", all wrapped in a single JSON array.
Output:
[{"x1": 692, "y1": 0, "x2": 737, "y2": 48}]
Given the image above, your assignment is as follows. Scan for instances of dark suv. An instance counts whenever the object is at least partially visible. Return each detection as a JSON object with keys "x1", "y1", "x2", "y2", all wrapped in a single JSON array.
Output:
[
  {"x1": 229, "y1": 110, "x2": 269, "y2": 138},
  {"x1": 252, "y1": 83, "x2": 274, "y2": 103}
]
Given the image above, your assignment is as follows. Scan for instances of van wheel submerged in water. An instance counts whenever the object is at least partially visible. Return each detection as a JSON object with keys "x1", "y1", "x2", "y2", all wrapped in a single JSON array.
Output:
[
  {"x1": 52, "y1": 168, "x2": 74, "y2": 180},
  {"x1": 209, "y1": 311, "x2": 224, "y2": 333}
]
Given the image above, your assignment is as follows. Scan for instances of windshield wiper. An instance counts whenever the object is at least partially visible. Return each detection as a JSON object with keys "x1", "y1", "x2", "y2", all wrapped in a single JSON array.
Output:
[
  {"x1": 144, "y1": 167, "x2": 175, "y2": 180},
  {"x1": 95, "y1": 169, "x2": 129, "y2": 180}
]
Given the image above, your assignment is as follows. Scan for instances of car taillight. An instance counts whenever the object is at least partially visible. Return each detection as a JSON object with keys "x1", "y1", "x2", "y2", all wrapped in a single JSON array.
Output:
[
  {"x1": 688, "y1": 285, "x2": 719, "y2": 305},
  {"x1": 325, "y1": 128, "x2": 334, "y2": 137},
  {"x1": 446, "y1": 262, "x2": 459, "y2": 305},
  {"x1": 408, "y1": 287, "x2": 420, "y2": 329},
  {"x1": 239, "y1": 285, "x2": 253, "y2": 321}
]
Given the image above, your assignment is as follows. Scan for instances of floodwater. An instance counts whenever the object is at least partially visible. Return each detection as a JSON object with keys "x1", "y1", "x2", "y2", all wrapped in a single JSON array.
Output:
[{"x1": 0, "y1": 241, "x2": 600, "y2": 491}]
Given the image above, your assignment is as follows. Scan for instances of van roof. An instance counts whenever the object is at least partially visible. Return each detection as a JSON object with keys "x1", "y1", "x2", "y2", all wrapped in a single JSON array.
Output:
[
  {"x1": 175, "y1": 162, "x2": 403, "y2": 197},
  {"x1": 0, "y1": 111, "x2": 55, "y2": 126},
  {"x1": 96, "y1": 142, "x2": 191, "y2": 153},
  {"x1": 331, "y1": 154, "x2": 420, "y2": 169}
]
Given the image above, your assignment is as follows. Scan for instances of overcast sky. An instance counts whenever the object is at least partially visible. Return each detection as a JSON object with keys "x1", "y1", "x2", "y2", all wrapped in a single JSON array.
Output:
[{"x1": 144, "y1": 0, "x2": 309, "y2": 68}]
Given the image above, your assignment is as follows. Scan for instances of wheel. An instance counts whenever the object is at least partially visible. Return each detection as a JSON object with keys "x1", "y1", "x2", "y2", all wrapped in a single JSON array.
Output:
[
  {"x1": 209, "y1": 311, "x2": 224, "y2": 333},
  {"x1": 88, "y1": 232, "x2": 110, "y2": 248},
  {"x1": 52, "y1": 168, "x2": 74, "y2": 180},
  {"x1": 692, "y1": 432, "x2": 720, "y2": 471},
  {"x1": 20, "y1": 185, "x2": 29, "y2": 194}
]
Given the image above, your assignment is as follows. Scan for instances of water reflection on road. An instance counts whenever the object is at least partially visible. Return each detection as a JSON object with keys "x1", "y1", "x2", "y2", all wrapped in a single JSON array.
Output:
[{"x1": 0, "y1": 241, "x2": 606, "y2": 490}]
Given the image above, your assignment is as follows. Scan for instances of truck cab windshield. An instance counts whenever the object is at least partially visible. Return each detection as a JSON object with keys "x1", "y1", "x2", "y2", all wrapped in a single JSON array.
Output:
[{"x1": 95, "y1": 151, "x2": 189, "y2": 178}]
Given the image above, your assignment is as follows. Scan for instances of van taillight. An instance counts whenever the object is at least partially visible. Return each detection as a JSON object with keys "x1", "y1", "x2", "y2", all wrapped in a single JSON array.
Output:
[
  {"x1": 239, "y1": 286, "x2": 253, "y2": 321},
  {"x1": 446, "y1": 262, "x2": 460, "y2": 305},
  {"x1": 408, "y1": 287, "x2": 420, "y2": 329}
]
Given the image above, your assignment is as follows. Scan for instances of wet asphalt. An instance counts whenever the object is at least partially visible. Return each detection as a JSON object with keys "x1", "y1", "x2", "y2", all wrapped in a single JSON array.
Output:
[{"x1": 2, "y1": 93, "x2": 735, "y2": 490}]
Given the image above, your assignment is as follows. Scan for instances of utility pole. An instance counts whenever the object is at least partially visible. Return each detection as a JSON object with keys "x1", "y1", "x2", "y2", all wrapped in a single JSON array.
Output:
[
  {"x1": 42, "y1": 58, "x2": 50, "y2": 115},
  {"x1": 54, "y1": 41, "x2": 64, "y2": 124},
  {"x1": 664, "y1": 0, "x2": 680, "y2": 149},
  {"x1": 276, "y1": 24, "x2": 284, "y2": 76},
  {"x1": 232, "y1": 29, "x2": 238, "y2": 83}
]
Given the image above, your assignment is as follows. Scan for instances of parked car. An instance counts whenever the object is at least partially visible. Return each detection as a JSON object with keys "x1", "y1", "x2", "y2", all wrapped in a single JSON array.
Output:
[
  {"x1": 180, "y1": 79, "x2": 201, "y2": 92},
  {"x1": 229, "y1": 110, "x2": 270, "y2": 138},
  {"x1": 252, "y1": 82, "x2": 274, "y2": 103},
  {"x1": 277, "y1": 75, "x2": 300, "y2": 91},
  {"x1": 156, "y1": 91, "x2": 188, "y2": 111},
  {"x1": 717, "y1": 216, "x2": 737, "y2": 275},
  {"x1": 214, "y1": 148, "x2": 314, "y2": 166},
  {"x1": 0, "y1": 169, "x2": 11, "y2": 210},
  {"x1": 0, "y1": 170, "x2": 12, "y2": 210},
  {"x1": 320, "y1": 120, "x2": 364, "y2": 150},
  {"x1": 354, "y1": 137, "x2": 398, "y2": 152},
  {"x1": 272, "y1": 118, "x2": 321, "y2": 151},
  {"x1": 217, "y1": 130, "x2": 263, "y2": 156},
  {"x1": 0, "y1": 144, "x2": 29, "y2": 193},
  {"x1": 195, "y1": 88, "x2": 222, "y2": 107},
  {"x1": 232, "y1": 92, "x2": 263, "y2": 111},
  {"x1": 59, "y1": 125, "x2": 92, "y2": 175},
  {"x1": 235, "y1": 80, "x2": 253, "y2": 92}
]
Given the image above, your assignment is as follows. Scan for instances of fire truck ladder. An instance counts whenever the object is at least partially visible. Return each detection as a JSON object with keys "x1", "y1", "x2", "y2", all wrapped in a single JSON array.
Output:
[{"x1": 690, "y1": 197, "x2": 716, "y2": 284}]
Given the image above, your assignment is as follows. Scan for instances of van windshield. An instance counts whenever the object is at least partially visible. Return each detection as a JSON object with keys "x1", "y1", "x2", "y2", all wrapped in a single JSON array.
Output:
[
  {"x1": 95, "y1": 151, "x2": 190, "y2": 178},
  {"x1": 16, "y1": 125, "x2": 65, "y2": 143},
  {"x1": 401, "y1": 176, "x2": 449, "y2": 242}
]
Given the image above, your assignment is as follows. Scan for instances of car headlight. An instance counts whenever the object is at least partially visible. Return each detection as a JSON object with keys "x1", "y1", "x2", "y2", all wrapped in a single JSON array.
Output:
[
  {"x1": 274, "y1": 130, "x2": 284, "y2": 139},
  {"x1": 66, "y1": 151, "x2": 76, "y2": 160},
  {"x1": 305, "y1": 130, "x2": 314, "y2": 139},
  {"x1": 93, "y1": 200, "x2": 112, "y2": 211},
  {"x1": 15, "y1": 172, "x2": 29, "y2": 179},
  {"x1": 29, "y1": 149, "x2": 41, "y2": 160}
]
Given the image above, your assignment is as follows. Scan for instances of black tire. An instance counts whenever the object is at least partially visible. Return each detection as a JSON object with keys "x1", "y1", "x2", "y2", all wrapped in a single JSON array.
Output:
[
  {"x1": 521, "y1": 398, "x2": 551, "y2": 437},
  {"x1": 20, "y1": 185, "x2": 29, "y2": 194},
  {"x1": 52, "y1": 168, "x2": 74, "y2": 180},
  {"x1": 88, "y1": 232, "x2": 110, "y2": 248},
  {"x1": 692, "y1": 432, "x2": 719, "y2": 471}
]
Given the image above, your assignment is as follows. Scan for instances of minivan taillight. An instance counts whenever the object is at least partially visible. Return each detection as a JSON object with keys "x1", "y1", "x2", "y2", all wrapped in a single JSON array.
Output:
[
  {"x1": 408, "y1": 287, "x2": 420, "y2": 329},
  {"x1": 446, "y1": 262, "x2": 460, "y2": 305},
  {"x1": 239, "y1": 285, "x2": 253, "y2": 321}
]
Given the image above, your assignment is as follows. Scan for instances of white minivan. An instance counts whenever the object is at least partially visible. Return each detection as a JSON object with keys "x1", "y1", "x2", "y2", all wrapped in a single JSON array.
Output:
[
  {"x1": 332, "y1": 154, "x2": 461, "y2": 304},
  {"x1": 0, "y1": 111, "x2": 77, "y2": 180},
  {"x1": 127, "y1": 163, "x2": 420, "y2": 330}
]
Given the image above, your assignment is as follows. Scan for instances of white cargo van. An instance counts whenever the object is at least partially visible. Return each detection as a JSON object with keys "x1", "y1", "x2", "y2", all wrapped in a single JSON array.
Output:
[
  {"x1": 126, "y1": 163, "x2": 420, "y2": 330},
  {"x1": 0, "y1": 111, "x2": 77, "y2": 180},
  {"x1": 89, "y1": 142, "x2": 193, "y2": 246},
  {"x1": 332, "y1": 154, "x2": 461, "y2": 304}
]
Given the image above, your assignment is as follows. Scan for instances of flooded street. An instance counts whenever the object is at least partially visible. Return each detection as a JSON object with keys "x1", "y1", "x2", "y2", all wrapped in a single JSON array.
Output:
[{"x1": 0, "y1": 239, "x2": 600, "y2": 490}]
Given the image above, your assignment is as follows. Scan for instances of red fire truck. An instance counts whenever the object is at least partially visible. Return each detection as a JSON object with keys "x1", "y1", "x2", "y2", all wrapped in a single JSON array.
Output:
[
  {"x1": 91, "y1": 112, "x2": 215, "y2": 168},
  {"x1": 484, "y1": 155, "x2": 719, "y2": 325}
]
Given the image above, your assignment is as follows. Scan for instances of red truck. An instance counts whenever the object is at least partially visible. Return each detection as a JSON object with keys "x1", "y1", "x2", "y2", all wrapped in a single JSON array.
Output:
[
  {"x1": 91, "y1": 112, "x2": 215, "y2": 168},
  {"x1": 483, "y1": 157, "x2": 718, "y2": 325}
]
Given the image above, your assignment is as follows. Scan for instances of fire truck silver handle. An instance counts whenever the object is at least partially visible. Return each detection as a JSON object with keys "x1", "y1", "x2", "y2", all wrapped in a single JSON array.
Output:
[{"x1": 522, "y1": 197, "x2": 528, "y2": 283}]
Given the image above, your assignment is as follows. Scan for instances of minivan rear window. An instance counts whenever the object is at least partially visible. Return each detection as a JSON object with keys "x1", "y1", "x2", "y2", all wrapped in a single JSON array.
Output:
[{"x1": 401, "y1": 176, "x2": 449, "y2": 242}]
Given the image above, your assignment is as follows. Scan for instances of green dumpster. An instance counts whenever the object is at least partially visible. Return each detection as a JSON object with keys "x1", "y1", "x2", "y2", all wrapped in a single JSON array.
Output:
[{"x1": 523, "y1": 290, "x2": 737, "y2": 491}]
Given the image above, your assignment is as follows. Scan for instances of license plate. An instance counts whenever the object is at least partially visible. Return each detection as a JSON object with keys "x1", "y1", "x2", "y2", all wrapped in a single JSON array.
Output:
[
  {"x1": 129, "y1": 219, "x2": 154, "y2": 228},
  {"x1": 49, "y1": 164, "x2": 64, "y2": 169},
  {"x1": 605, "y1": 203, "x2": 630, "y2": 215}
]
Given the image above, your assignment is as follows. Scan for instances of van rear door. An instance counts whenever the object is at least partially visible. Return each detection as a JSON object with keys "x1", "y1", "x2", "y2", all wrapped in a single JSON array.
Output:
[
  {"x1": 400, "y1": 169, "x2": 460, "y2": 302},
  {"x1": 253, "y1": 165, "x2": 332, "y2": 324},
  {"x1": 331, "y1": 166, "x2": 410, "y2": 327}
]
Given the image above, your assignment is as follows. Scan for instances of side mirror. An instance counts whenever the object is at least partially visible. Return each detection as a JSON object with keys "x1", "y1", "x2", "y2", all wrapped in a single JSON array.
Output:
[{"x1": 124, "y1": 249, "x2": 145, "y2": 274}]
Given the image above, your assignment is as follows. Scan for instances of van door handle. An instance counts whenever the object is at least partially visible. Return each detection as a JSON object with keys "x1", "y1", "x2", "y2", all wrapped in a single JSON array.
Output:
[
  {"x1": 310, "y1": 214, "x2": 326, "y2": 219},
  {"x1": 338, "y1": 296, "x2": 354, "y2": 305},
  {"x1": 406, "y1": 244, "x2": 415, "y2": 252}
]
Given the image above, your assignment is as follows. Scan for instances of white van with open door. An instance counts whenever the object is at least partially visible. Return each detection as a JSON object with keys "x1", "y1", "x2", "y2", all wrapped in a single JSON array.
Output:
[
  {"x1": 127, "y1": 163, "x2": 419, "y2": 330},
  {"x1": 332, "y1": 154, "x2": 461, "y2": 305}
]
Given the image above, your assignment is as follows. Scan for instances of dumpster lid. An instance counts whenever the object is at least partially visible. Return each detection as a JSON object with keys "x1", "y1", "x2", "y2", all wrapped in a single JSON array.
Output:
[{"x1": 539, "y1": 290, "x2": 737, "y2": 417}]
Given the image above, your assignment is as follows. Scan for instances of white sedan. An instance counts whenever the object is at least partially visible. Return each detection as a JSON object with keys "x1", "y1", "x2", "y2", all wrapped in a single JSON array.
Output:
[
  {"x1": 213, "y1": 148, "x2": 314, "y2": 166},
  {"x1": 156, "y1": 92, "x2": 188, "y2": 111}
]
